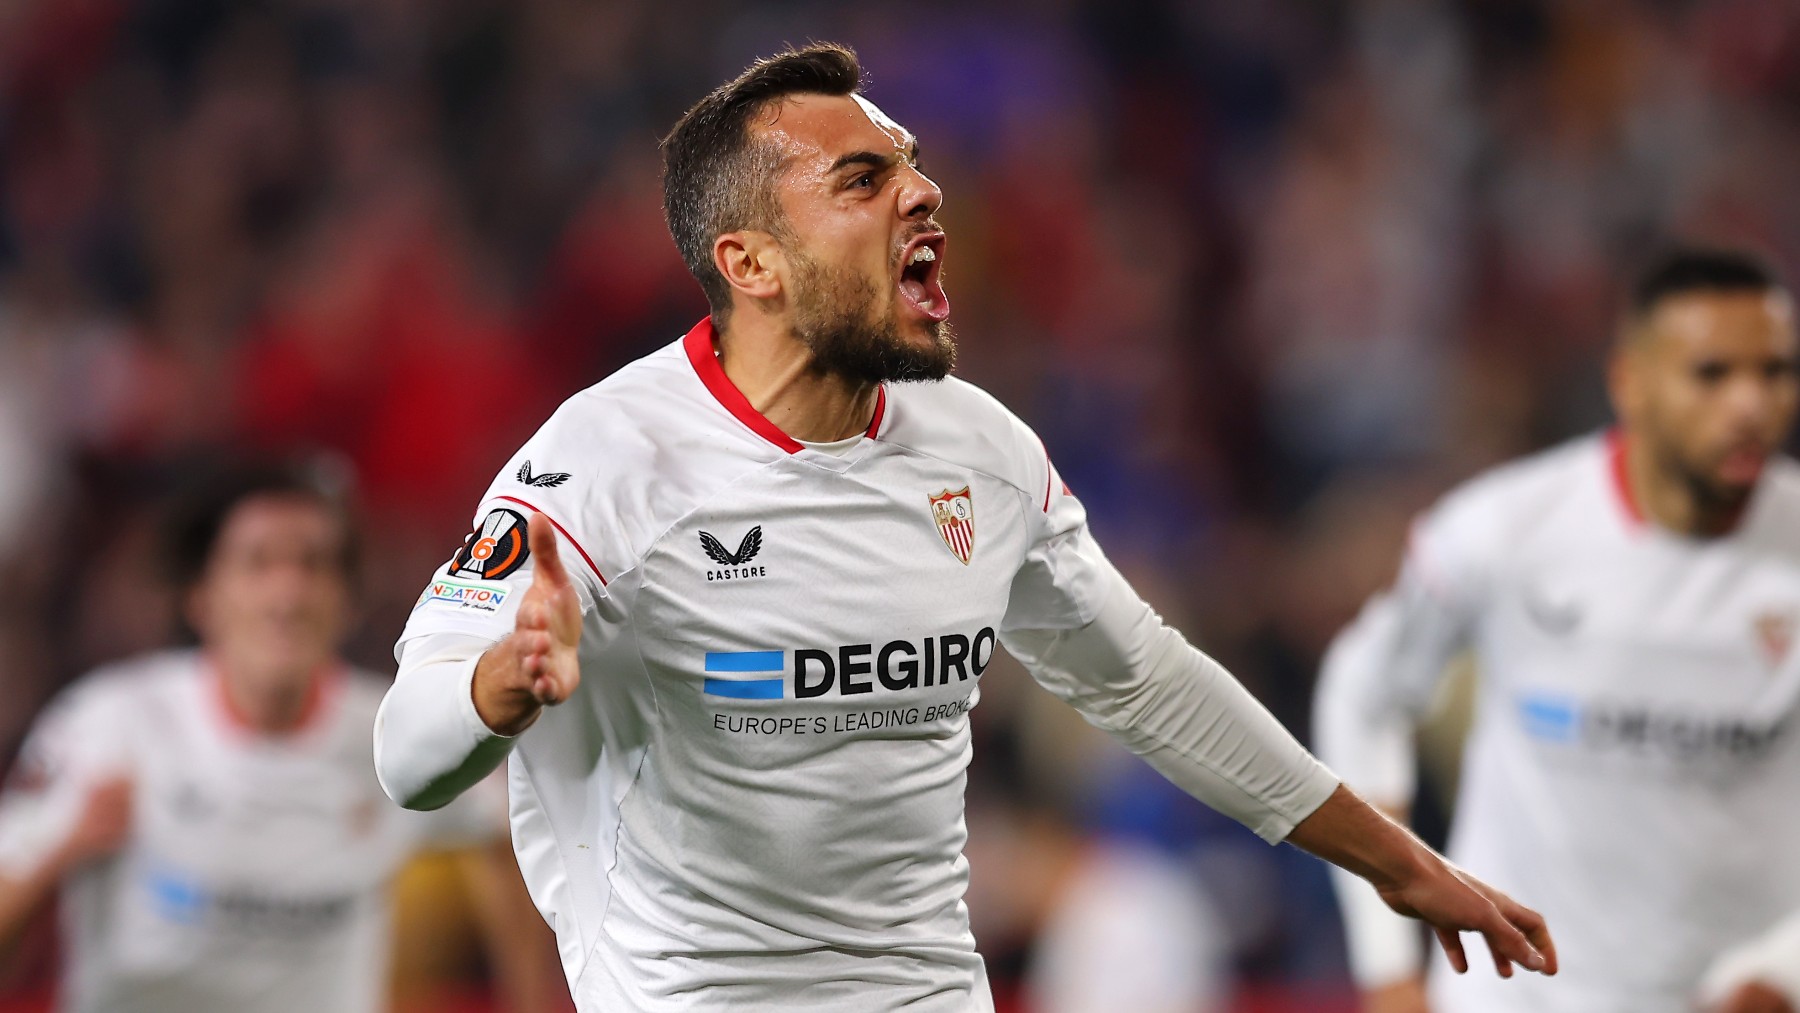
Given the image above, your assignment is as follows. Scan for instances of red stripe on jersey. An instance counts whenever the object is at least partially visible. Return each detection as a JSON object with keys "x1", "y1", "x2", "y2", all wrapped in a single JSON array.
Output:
[
  {"x1": 684, "y1": 317, "x2": 887, "y2": 452},
  {"x1": 1606, "y1": 429, "x2": 1645, "y2": 528},
  {"x1": 866, "y1": 385, "x2": 888, "y2": 438},
  {"x1": 495, "y1": 495, "x2": 609, "y2": 585},
  {"x1": 1040, "y1": 441, "x2": 1053, "y2": 513}
]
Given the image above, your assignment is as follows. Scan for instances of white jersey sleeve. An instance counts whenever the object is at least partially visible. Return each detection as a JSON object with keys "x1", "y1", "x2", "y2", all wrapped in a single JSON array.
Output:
[
  {"x1": 0, "y1": 677, "x2": 131, "y2": 880},
  {"x1": 996, "y1": 429, "x2": 1338, "y2": 844},
  {"x1": 375, "y1": 402, "x2": 612, "y2": 811},
  {"x1": 1698, "y1": 909, "x2": 1800, "y2": 1008},
  {"x1": 1313, "y1": 473, "x2": 1504, "y2": 988}
]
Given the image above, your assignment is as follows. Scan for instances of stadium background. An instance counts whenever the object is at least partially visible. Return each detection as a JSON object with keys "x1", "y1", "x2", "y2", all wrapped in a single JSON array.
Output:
[{"x1": 2, "y1": 0, "x2": 1798, "y2": 1010}]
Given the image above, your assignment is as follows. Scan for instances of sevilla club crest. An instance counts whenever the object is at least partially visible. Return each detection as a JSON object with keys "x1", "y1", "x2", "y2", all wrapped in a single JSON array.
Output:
[
  {"x1": 1756, "y1": 610, "x2": 1797, "y2": 668},
  {"x1": 929, "y1": 487, "x2": 975, "y2": 565}
]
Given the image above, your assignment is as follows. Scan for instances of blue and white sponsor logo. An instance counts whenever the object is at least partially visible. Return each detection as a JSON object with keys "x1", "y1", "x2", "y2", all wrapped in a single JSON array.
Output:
[
  {"x1": 703, "y1": 651, "x2": 785, "y2": 699},
  {"x1": 1517, "y1": 693, "x2": 1581, "y2": 743},
  {"x1": 1516, "y1": 690, "x2": 1787, "y2": 763},
  {"x1": 700, "y1": 628, "x2": 998, "y2": 701}
]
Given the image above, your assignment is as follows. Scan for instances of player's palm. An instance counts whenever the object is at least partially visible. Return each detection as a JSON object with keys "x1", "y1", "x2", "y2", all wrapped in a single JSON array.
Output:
[{"x1": 514, "y1": 512, "x2": 582, "y2": 707}]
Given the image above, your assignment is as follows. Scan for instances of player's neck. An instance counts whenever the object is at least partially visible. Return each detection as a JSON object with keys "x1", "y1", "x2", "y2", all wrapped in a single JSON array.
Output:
[
  {"x1": 211, "y1": 656, "x2": 332, "y2": 735},
  {"x1": 1622, "y1": 435, "x2": 1747, "y2": 538},
  {"x1": 714, "y1": 317, "x2": 880, "y2": 443}
]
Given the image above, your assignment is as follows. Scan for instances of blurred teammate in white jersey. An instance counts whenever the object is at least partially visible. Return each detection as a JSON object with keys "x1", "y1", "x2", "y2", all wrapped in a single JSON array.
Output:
[
  {"x1": 0, "y1": 466, "x2": 561, "y2": 1013},
  {"x1": 376, "y1": 43, "x2": 1556, "y2": 1011},
  {"x1": 1317, "y1": 246, "x2": 1800, "y2": 1013}
]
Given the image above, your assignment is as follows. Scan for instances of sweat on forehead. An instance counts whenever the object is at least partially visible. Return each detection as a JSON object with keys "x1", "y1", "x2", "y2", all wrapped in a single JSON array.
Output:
[{"x1": 753, "y1": 92, "x2": 914, "y2": 154}]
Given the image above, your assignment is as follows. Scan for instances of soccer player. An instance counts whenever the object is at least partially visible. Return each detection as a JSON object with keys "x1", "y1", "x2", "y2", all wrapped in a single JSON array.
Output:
[
  {"x1": 0, "y1": 466, "x2": 559, "y2": 1013},
  {"x1": 1316, "y1": 247, "x2": 1800, "y2": 1013},
  {"x1": 375, "y1": 43, "x2": 1554, "y2": 1011}
]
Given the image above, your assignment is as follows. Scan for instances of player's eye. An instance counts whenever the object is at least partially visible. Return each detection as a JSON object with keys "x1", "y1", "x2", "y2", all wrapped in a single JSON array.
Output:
[
  {"x1": 1765, "y1": 358, "x2": 1798, "y2": 381},
  {"x1": 1693, "y1": 361, "x2": 1729, "y2": 385},
  {"x1": 850, "y1": 171, "x2": 876, "y2": 190}
]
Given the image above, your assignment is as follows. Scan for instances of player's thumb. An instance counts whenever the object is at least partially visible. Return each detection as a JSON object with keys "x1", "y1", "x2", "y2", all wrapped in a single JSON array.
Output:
[{"x1": 528, "y1": 512, "x2": 569, "y2": 588}]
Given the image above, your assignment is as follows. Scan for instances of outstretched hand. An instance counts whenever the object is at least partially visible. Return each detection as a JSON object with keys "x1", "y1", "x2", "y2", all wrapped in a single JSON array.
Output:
[
  {"x1": 1376, "y1": 857, "x2": 1556, "y2": 980},
  {"x1": 1287, "y1": 785, "x2": 1556, "y2": 984},
  {"x1": 472, "y1": 512, "x2": 583, "y2": 736}
]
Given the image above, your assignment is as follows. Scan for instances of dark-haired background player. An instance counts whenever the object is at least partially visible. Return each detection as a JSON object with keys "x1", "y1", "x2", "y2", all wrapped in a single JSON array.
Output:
[
  {"x1": 1318, "y1": 246, "x2": 1800, "y2": 1013},
  {"x1": 378, "y1": 43, "x2": 1553, "y2": 1011},
  {"x1": 0, "y1": 467, "x2": 562, "y2": 1013}
]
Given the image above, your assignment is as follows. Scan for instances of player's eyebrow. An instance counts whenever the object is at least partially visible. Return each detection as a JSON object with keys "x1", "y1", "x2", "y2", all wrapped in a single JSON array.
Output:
[
  {"x1": 827, "y1": 141, "x2": 922, "y2": 175},
  {"x1": 828, "y1": 150, "x2": 895, "y2": 174}
]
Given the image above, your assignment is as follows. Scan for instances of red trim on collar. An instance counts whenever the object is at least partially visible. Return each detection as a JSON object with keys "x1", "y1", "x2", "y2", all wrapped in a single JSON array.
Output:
[
  {"x1": 682, "y1": 317, "x2": 887, "y2": 452},
  {"x1": 208, "y1": 658, "x2": 344, "y2": 739},
  {"x1": 1607, "y1": 428, "x2": 1645, "y2": 527},
  {"x1": 865, "y1": 386, "x2": 888, "y2": 439}
]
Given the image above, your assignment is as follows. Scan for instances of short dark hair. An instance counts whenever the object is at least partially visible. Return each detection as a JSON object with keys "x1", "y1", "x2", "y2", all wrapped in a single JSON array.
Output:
[
  {"x1": 661, "y1": 43, "x2": 863, "y2": 319},
  {"x1": 1630, "y1": 245, "x2": 1784, "y2": 319},
  {"x1": 163, "y1": 460, "x2": 358, "y2": 590}
]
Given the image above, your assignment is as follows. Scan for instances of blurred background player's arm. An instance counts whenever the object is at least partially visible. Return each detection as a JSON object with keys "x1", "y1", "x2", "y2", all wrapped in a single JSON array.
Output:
[
  {"x1": 0, "y1": 685, "x2": 133, "y2": 962},
  {"x1": 1314, "y1": 487, "x2": 1495, "y2": 1009},
  {"x1": 391, "y1": 770, "x2": 568, "y2": 1013},
  {"x1": 460, "y1": 837, "x2": 569, "y2": 1013},
  {"x1": 1697, "y1": 910, "x2": 1800, "y2": 1013},
  {"x1": 0, "y1": 777, "x2": 131, "y2": 959}
]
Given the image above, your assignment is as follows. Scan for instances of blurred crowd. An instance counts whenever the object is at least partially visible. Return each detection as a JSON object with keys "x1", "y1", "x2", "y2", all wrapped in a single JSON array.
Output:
[{"x1": 4, "y1": 0, "x2": 1800, "y2": 1009}]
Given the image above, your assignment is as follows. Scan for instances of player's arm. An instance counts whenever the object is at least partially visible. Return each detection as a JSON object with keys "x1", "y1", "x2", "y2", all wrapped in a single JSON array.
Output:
[
  {"x1": 376, "y1": 515, "x2": 582, "y2": 811},
  {"x1": 458, "y1": 838, "x2": 569, "y2": 1013},
  {"x1": 0, "y1": 682, "x2": 134, "y2": 958},
  {"x1": 1002, "y1": 551, "x2": 1552, "y2": 981},
  {"x1": 0, "y1": 776, "x2": 131, "y2": 958},
  {"x1": 1697, "y1": 910, "x2": 1800, "y2": 1013}
]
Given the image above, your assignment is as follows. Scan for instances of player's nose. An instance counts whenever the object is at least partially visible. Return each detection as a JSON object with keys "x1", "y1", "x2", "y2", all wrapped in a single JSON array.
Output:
[{"x1": 898, "y1": 165, "x2": 942, "y2": 221}]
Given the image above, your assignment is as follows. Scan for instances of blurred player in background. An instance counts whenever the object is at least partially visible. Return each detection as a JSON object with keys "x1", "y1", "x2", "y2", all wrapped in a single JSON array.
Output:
[
  {"x1": 0, "y1": 465, "x2": 563, "y2": 1013},
  {"x1": 376, "y1": 42, "x2": 1553, "y2": 1011},
  {"x1": 1317, "y1": 246, "x2": 1800, "y2": 1013}
]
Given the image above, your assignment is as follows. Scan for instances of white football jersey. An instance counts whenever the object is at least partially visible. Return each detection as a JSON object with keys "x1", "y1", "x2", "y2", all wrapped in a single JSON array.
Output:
[
  {"x1": 387, "y1": 319, "x2": 1337, "y2": 1011},
  {"x1": 0, "y1": 650, "x2": 502, "y2": 1013},
  {"x1": 1317, "y1": 432, "x2": 1800, "y2": 1012}
]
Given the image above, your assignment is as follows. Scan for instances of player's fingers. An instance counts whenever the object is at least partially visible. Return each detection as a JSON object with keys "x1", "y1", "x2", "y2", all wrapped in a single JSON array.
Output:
[
  {"x1": 528, "y1": 512, "x2": 570, "y2": 591},
  {"x1": 531, "y1": 668, "x2": 572, "y2": 706},
  {"x1": 1479, "y1": 907, "x2": 1543, "y2": 974},
  {"x1": 1505, "y1": 901, "x2": 1557, "y2": 975},
  {"x1": 1488, "y1": 938, "x2": 1513, "y2": 979},
  {"x1": 1434, "y1": 926, "x2": 1468, "y2": 975}
]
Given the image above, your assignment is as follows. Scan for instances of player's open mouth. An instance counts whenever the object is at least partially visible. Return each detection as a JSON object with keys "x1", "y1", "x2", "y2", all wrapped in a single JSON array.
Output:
[
  {"x1": 898, "y1": 233, "x2": 950, "y2": 323},
  {"x1": 1718, "y1": 443, "x2": 1768, "y2": 484}
]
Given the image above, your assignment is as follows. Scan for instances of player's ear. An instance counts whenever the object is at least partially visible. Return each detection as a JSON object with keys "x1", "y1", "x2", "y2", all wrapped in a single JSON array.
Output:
[
  {"x1": 183, "y1": 582, "x2": 212, "y2": 642},
  {"x1": 714, "y1": 231, "x2": 786, "y2": 304},
  {"x1": 1608, "y1": 321, "x2": 1647, "y2": 425}
]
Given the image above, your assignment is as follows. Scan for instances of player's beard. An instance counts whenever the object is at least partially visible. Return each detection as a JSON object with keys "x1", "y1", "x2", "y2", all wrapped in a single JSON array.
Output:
[
  {"x1": 1652, "y1": 426, "x2": 1758, "y2": 516},
  {"x1": 786, "y1": 246, "x2": 956, "y2": 385}
]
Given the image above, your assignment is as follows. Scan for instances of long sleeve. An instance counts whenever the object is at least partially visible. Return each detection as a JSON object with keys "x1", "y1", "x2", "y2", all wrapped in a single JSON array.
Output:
[
  {"x1": 375, "y1": 633, "x2": 518, "y2": 811},
  {"x1": 377, "y1": 418, "x2": 607, "y2": 811},
  {"x1": 1001, "y1": 527, "x2": 1339, "y2": 843}
]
